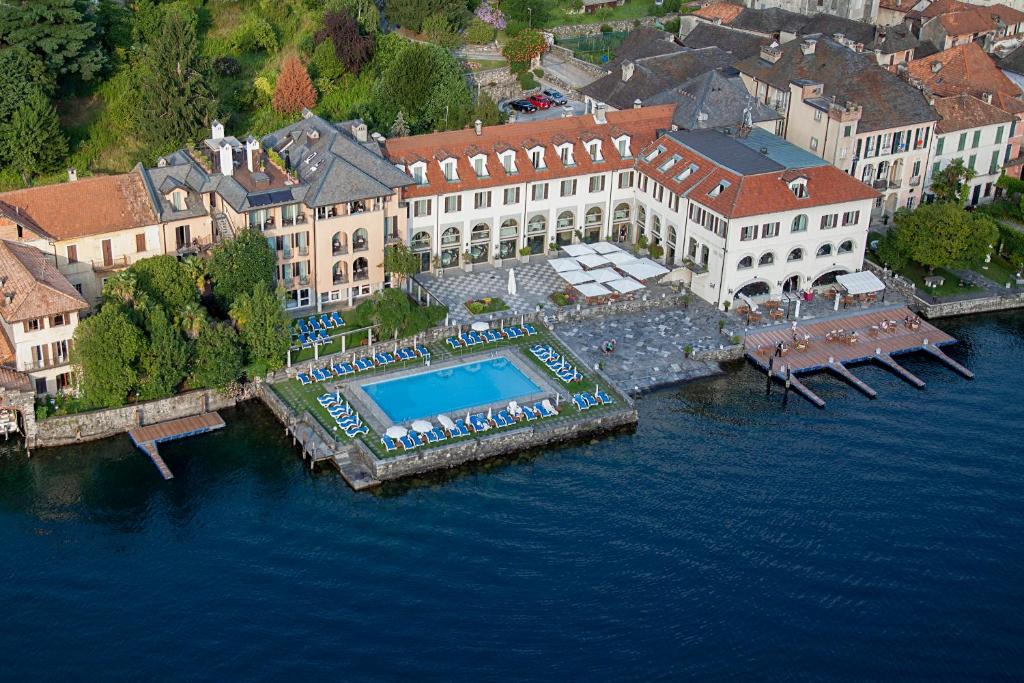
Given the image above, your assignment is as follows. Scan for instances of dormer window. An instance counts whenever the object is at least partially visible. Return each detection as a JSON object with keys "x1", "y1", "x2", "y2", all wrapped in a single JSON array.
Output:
[
  {"x1": 614, "y1": 135, "x2": 631, "y2": 158},
  {"x1": 410, "y1": 161, "x2": 427, "y2": 185},
  {"x1": 441, "y1": 159, "x2": 458, "y2": 182},
  {"x1": 557, "y1": 143, "x2": 574, "y2": 166},
  {"x1": 658, "y1": 154, "x2": 681, "y2": 173},
  {"x1": 529, "y1": 146, "x2": 546, "y2": 170},
  {"x1": 644, "y1": 145, "x2": 665, "y2": 162},
  {"x1": 674, "y1": 163, "x2": 698, "y2": 181},
  {"x1": 471, "y1": 154, "x2": 488, "y2": 178},
  {"x1": 587, "y1": 141, "x2": 602, "y2": 162},
  {"x1": 789, "y1": 178, "x2": 808, "y2": 198},
  {"x1": 501, "y1": 151, "x2": 517, "y2": 174},
  {"x1": 168, "y1": 189, "x2": 185, "y2": 211},
  {"x1": 708, "y1": 179, "x2": 731, "y2": 198}
]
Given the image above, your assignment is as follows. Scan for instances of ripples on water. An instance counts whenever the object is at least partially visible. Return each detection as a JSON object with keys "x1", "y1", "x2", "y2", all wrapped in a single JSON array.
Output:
[{"x1": 2, "y1": 313, "x2": 1024, "y2": 681}]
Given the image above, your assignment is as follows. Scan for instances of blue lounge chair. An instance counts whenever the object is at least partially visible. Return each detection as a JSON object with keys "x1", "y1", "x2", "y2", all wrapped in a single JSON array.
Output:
[
  {"x1": 429, "y1": 427, "x2": 447, "y2": 442},
  {"x1": 529, "y1": 343, "x2": 546, "y2": 354},
  {"x1": 582, "y1": 392, "x2": 598, "y2": 408},
  {"x1": 310, "y1": 368, "x2": 322, "y2": 382},
  {"x1": 468, "y1": 414, "x2": 489, "y2": 432},
  {"x1": 298, "y1": 372, "x2": 312, "y2": 385},
  {"x1": 416, "y1": 343, "x2": 430, "y2": 359},
  {"x1": 300, "y1": 335, "x2": 313, "y2": 349},
  {"x1": 534, "y1": 401, "x2": 554, "y2": 417},
  {"x1": 318, "y1": 393, "x2": 336, "y2": 406},
  {"x1": 354, "y1": 357, "x2": 373, "y2": 371},
  {"x1": 469, "y1": 331, "x2": 484, "y2": 345},
  {"x1": 595, "y1": 389, "x2": 613, "y2": 405},
  {"x1": 397, "y1": 347, "x2": 416, "y2": 361},
  {"x1": 484, "y1": 329, "x2": 501, "y2": 343},
  {"x1": 399, "y1": 434, "x2": 418, "y2": 450},
  {"x1": 317, "y1": 329, "x2": 330, "y2": 344},
  {"x1": 297, "y1": 319, "x2": 310, "y2": 335},
  {"x1": 331, "y1": 311, "x2": 345, "y2": 327},
  {"x1": 381, "y1": 435, "x2": 398, "y2": 452},
  {"x1": 459, "y1": 333, "x2": 476, "y2": 347},
  {"x1": 328, "y1": 405, "x2": 349, "y2": 418},
  {"x1": 374, "y1": 352, "x2": 388, "y2": 366},
  {"x1": 524, "y1": 323, "x2": 537, "y2": 335},
  {"x1": 497, "y1": 409, "x2": 514, "y2": 427},
  {"x1": 453, "y1": 419, "x2": 470, "y2": 437},
  {"x1": 307, "y1": 317, "x2": 320, "y2": 331},
  {"x1": 572, "y1": 394, "x2": 588, "y2": 411},
  {"x1": 336, "y1": 415, "x2": 360, "y2": 429},
  {"x1": 447, "y1": 336, "x2": 461, "y2": 350},
  {"x1": 381, "y1": 351, "x2": 396, "y2": 364},
  {"x1": 320, "y1": 314, "x2": 333, "y2": 330},
  {"x1": 345, "y1": 424, "x2": 368, "y2": 437},
  {"x1": 333, "y1": 362, "x2": 352, "y2": 377},
  {"x1": 421, "y1": 429, "x2": 438, "y2": 443},
  {"x1": 522, "y1": 405, "x2": 538, "y2": 421}
]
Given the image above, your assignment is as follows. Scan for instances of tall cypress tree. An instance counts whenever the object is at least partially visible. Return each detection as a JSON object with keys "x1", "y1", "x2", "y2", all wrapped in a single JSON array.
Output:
[
  {"x1": 134, "y1": 3, "x2": 215, "y2": 155},
  {"x1": 1, "y1": 88, "x2": 69, "y2": 185}
]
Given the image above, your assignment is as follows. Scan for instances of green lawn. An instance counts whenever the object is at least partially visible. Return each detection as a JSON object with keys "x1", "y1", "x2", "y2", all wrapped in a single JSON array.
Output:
[
  {"x1": 970, "y1": 253, "x2": 1019, "y2": 288},
  {"x1": 461, "y1": 58, "x2": 508, "y2": 72},
  {"x1": 544, "y1": 1, "x2": 671, "y2": 28},
  {"x1": 273, "y1": 323, "x2": 625, "y2": 460},
  {"x1": 898, "y1": 261, "x2": 981, "y2": 297},
  {"x1": 465, "y1": 297, "x2": 509, "y2": 315}
]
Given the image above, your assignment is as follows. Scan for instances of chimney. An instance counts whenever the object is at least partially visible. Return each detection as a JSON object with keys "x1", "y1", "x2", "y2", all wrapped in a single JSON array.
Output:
[
  {"x1": 594, "y1": 103, "x2": 607, "y2": 124},
  {"x1": 474, "y1": 119, "x2": 482, "y2": 135},
  {"x1": 931, "y1": 61, "x2": 943, "y2": 73},
  {"x1": 353, "y1": 121, "x2": 368, "y2": 142},
  {"x1": 211, "y1": 120, "x2": 224, "y2": 140},
  {"x1": 301, "y1": 108, "x2": 314, "y2": 119},
  {"x1": 800, "y1": 39, "x2": 817, "y2": 55},
  {"x1": 633, "y1": 98, "x2": 642, "y2": 109},
  {"x1": 982, "y1": 91, "x2": 994, "y2": 104},
  {"x1": 218, "y1": 142, "x2": 233, "y2": 177},
  {"x1": 833, "y1": 32, "x2": 845, "y2": 44},
  {"x1": 67, "y1": 168, "x2": 77, "y2": 182},
  {"x1": 245, "y1": 136, "x2": 260, "y2": 173},
  {"x1": 371, "y1": 132, "x2": 383, "y2": 142},
  {"x1": 621, "y1": 60, "x2": 635, "y2": 82},
  {"x1": 4, "y1": 292, "x2": 14, "y2": 306},
  {"x1": 760, "y1": 42, "x2": 783, "y2": 63}
]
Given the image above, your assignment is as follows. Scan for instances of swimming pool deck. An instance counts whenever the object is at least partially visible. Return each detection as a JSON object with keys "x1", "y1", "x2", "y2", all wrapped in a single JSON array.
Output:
[{"x1": 744, "y1": 306, "x2": 973, "y2": 407}]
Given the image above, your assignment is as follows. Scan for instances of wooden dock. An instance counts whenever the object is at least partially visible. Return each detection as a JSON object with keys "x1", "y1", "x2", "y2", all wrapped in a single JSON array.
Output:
[
  {"x1": 128, "y1": 412, "x2": 226, "y2": 480},
  {"x1": 746, "y1": 306, "x2": 971, "y2": 407}
]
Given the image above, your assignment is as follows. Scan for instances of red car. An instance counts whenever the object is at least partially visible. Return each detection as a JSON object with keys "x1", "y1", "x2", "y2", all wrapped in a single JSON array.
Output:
[{"x1": 527, "y1": 94, "x2": 552, "y2": 109}]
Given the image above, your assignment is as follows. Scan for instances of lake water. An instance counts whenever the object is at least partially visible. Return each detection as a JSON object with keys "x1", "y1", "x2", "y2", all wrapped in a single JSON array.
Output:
[{"x1": 2, "y1": 312, "x2": 1023, "y2": 680}]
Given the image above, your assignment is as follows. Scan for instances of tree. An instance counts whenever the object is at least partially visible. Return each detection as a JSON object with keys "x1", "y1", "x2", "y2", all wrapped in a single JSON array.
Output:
[
  {"x1": 1, "y1": 89, "x2": 69, "y2": 185},
  {"x1": 137, "y1": 305, "x2": 189, "y2": 400},
  {"x1": 273, "y1": 54, "x2": 317, "y2": 115},
  {"x1": 425, "y1": 72, "x2": 473, "y2": 130},
  {"x1": 884, "y1": 203, "x2": 1000, "y2": 272},
  {"x1": 129, "y1": 255, "x2": 198, "y2": 313},
  {"x1": 930, "y1": 158, "x2": 977, "y2": 205},
  {"x1": 370, "y1": 41, "x2": 472, "y2": 132},
  {"x1": 383, "y1": 243, "x2": 420, "y2": 285},
  {"x1": 208, "y1": 228, "x2": 276, "y2": 308},
  {"x1": 315, "y1": 10, "x2": 375, "y2": 75},
  {"x1": 502, "y1": 28, "x2": 546, "y2": 65},
  {"x1": 472, "y1": 93, "x2": 504, "y2": 126},
  {"x1": 190, "y1": 323, "x2": 243, "y2": 389},
  {"x1": 0, "y1": 0, "x2": 106, "y2": 84},
  {"x1": 72, "y1": 303, "x2": 144, "y2": 408},
  {"x1": 324, "y1": 0, "x2": 381, "y2": 34},
  {"x1": 390, "y1": 111, "x2": 410, "y2": 137},
  {"x1": 365, "y1": 288, "x2": 415, "y2": 338},
  {"x1": 465, "y1": 17, "x2": 497, "y2": 44},
  {"x1": 133, "y1": 3, "x2": 215, "y2": 154},
  {"x1": 176, "y1": 301, "x2": 208, "y2": 340},
  {"x1": 0, "y1": 48, "x2": 53, "y2": 132},
  {"x1": 422, "y1": 12, "x2": 462, "y2": 48},
  {"x1": 102, "y1": 271, "x2": 142, "y2": 307},
  {"x1": 385, "y1": 0, "x2": 469, "y2": 33},
  {"x1": 229, "y1": 283, "x2": 291, "y2": 373}
]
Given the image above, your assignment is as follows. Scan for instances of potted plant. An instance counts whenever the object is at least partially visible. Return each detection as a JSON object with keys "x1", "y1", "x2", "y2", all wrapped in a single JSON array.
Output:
[
  {"x1": 648, "y1": 243, "x2": 664, "y2": 262},
  {"x1": 636, "y1": 234, "x2": 649, "y2": 255},
  {"x1": 718, "y1": 319, "x2": 726, "y2": 334},
  {"x1": 431, "y1": 254, "x2": 442, "y2": 277},
  {"x1": 463, "y1": 249, "x2": 473, "y2": 272},
  {"x1": 548, "y1": 242, "x2": 559, "y2": 254},
  {"x1": 519, "y1": 245, "x2": 531, "y2": 263}
]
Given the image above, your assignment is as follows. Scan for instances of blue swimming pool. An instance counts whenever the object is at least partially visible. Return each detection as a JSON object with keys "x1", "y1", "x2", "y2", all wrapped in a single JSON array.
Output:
[{"x1": 362, "y1": 358, "x2": 541, "y2": 423}]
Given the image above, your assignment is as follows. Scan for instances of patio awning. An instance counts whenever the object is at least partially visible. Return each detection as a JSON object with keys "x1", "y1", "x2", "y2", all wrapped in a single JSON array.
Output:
[
  {"x1": 591, "y1": 241, "x2": 623, "y2": 255},
  {"x1": 574, "y1": 282, "x2": 612, "y2": 298},
  {"x1": 576, "y1": 253, "x2": 610, "y2": 269},
  {"x1": 835, "y1": 271, "x2": 885, "y2": 295},
  {"x1": 559, "y1": 270, "x2": 595, "y2": 285},
  {"x1": 617, "y1": 258, "x2": 669, "y2": 281},
  {"x1": 549, "y1": 257, "x2": 582, "y2": 272},
  {"x1": 562, "y1": 244, "x2": 595, "y2": 257},
  {"x1": 604, "y1": 251, "x2": 639, "y2": 266},
  {"x1": 588, "y1": 267, "x2": 621, "y2": 284},
  {"x1": 606, "y1": 277, "x2": 645, "y2": 294}
]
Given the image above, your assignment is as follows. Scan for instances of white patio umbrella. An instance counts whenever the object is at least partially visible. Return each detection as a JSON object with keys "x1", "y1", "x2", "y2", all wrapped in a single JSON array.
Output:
[
  {"x1": 508, "y1": 268, "x2": 517, "y2": 296},
  {"x1": 386, "y1": 425, "x2": 408, "y2": 439},
  {"x1": 486, "y1": 407, "x2": 492, "y2": 422},
  {"x1": 471, "y1": 321, "x2": 489, "y2": 332},
  {"x1": 437, "y1": 414, "x2": 456, "y2": 431},
  {"x1": 411, "y1": 419, "x2": 433, "y2": 434}
]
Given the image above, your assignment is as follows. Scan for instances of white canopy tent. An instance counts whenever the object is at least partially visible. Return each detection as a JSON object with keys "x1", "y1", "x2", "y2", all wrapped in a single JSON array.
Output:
[
  {"x1": 562, "y1": 244, "x2": 595, "y2": 257},
  {"x1": 574, "y1": 282, "x2": 612, "y2": 298},
  {"x1": 588, "y1": 267, "x2": 622, "y2": 284},
  {"x1": 559, "y1": 270, "x2": 596, "y2": 285},
  {"x1": 835, "y1": 271, "x2": 885, "y2": 295},
  {"x1": 576, "y1": 252, "x2": 611, "y2": 269},
  {"x1": 606, "y1": 277, "x2": 645, "y2": 294},
  {"x1": 618, "y1": 259, "x2": 669, "y2": 281},
  {"x1": 549, "y1": 257, "x2": 583, "y2": 272},
  {"x1": 604, "y1": 251, "x2": 639, "y2": 266},
  {"x1": 591, "y1": 241, "x2": 623, "y2": 255}
]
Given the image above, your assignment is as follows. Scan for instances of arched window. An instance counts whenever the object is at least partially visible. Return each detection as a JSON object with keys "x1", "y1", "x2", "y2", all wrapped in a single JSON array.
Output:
[
  {"x1": 667, "y1": 225, "x2": 677, "y2": 244},
  {"x1": 557, "y1": 211, "x2": 574, "y2": 230},
  {"x1": 500, "y1": 219, "x2": 519, "y2": 239},
  {"x1": 759, "y1": 252, "x2": 774, "y2": 266},
  {"x1": 411, "y1": 231, "x2": 430, "y2": 251},
  {"x1": 353, "y1": 257, "x2": 369, "y2": 280},
  {"x1": 332, "y1": 231, "x2": 348, "y2": 255},
  {"x1": 471, "y1": 223, "x2": 490, "y2": 242},
  {"x1": 651, "y1": 214, "x2": 661, "y2": 236},
  {"x1": 787, "y1": 248, "x2": 803, "y2": 262},
  {"x1": 332, "y1": 261, "x2": 348, "y2": 284},
  {"x1": 586, "y1": 206, "x2": 603, "y2": 227},
  {"x1": 441, "y1": 226, "x2": 460, "y2": 246},
  {"x1": 737, "y1": 256, "x2": 753, "y2": 270},
  {"x1": 613, "y1": 202, "x2": 630, "y2": 222},
  {"x1": 637, "y1": 205, "x2": 646, "y2": 228},
  {"x1": 352, "y1": 228, "x2": 368, "y2": 251},
  {"x1": 837, "y1": 240, "x2": 854, "y2": 254},
  {"x1": 861, "y1": 165, "x2": 873, "y2": 183},
  {"x1": 528, "y1": 215, "x2": 547, "y2": 234},
  {"x1": 817, "y1": 243, "x2": 833, "y2": 257},
  {"x1": 791, "y1": 214, "x2": 808, "y2": 233}
]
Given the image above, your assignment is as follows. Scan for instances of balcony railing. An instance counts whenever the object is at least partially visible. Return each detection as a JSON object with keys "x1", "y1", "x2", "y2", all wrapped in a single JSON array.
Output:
[
  {"x1": 91, "y1": 255, "x2": 129, "y2": 271},
  {"x1": 353, "y1": 240, "x2": 369, "y2": 252},
  {"x1": 332, "y1": 243, "x2": 348, "y2": 256},
  {"x1": 298, "y1": 245, "x2": 309, "y2": 257},
  {"x1": 909, "y1": 175, "x2": 922, "y2": 187},
  {"x1": 353, "y1": 271, "x2": 369, "y2": 282}
]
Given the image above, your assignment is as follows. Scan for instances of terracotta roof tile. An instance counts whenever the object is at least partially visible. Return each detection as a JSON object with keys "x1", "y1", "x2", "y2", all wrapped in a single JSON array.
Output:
[
  {"x1": 0, "y1": 171, "x2": 157, "y2": 240},
  {"x1": 908, "y1": 42, "x2": 1022, "y2": 99},
  {"x1": 385, "y1": 107, "x2": 675, "y2": 198},
  {"x1": 933, "y1": 92, "x2": 1015, "y2": 133},
  {"x1": 694, "y1": 2, "x2": 745, "y2": 24},
  {"x1": 0, "y1": 240, "x2": 87, "y2": 322},
  {"x1": 0, "y1": 365, "x2": 31, "y2": 392},
  {"x1": 936, "y1": 9, "x2": 997, "y2": 36}
]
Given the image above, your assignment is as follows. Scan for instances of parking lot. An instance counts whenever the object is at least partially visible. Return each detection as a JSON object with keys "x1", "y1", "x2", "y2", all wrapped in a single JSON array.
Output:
[{"x1": 500, "y1": 90, "x2": 586, "y2": 122}]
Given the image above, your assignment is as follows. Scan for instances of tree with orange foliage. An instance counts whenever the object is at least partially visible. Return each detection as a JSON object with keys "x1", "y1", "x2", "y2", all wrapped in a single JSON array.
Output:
[{"x1": 272, "y1": 55, "x2": 317, "y2": 115}]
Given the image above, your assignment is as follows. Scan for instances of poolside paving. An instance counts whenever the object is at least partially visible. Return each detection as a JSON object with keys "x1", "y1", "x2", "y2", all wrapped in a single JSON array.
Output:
[{"x1": 415, "y1": 260, "x2": 565, "y2": 324}]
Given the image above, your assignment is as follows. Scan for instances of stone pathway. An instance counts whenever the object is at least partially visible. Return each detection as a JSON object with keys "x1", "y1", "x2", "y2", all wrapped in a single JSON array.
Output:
[
  {"x1": 415, "y1": 261, "x2": 564, "y2": 324},
  {"x1": 555, "y1": 304, "x2": 731, "y2": 394}
]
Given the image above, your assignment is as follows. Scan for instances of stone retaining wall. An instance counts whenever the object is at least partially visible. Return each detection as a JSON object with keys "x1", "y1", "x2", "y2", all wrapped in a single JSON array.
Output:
[
  {"x1": 919, "y1": 293, "x2": 1024, "y2": 319},
  {"x1": 465, "y1": 66, "x2": 521, "y2": 103},
  {"x1": 547, "y1": 44, "x2": 609, "y2": 79},
  {"x1": 547, "y1": 15, "x2": 679, "y2": 38},
  {"x1": 33, "y1": 385, "x2": 254, "y2": 449},
  {"x1": 693, "y1": 344, "x2": 744, "y2": 362},
  {"x1": 351, "y1": 405, "x2": 638, "y2": 481}
]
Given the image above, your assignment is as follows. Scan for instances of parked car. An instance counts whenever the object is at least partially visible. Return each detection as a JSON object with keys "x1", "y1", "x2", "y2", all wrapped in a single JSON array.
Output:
[
  {"x1": 527, "y1": 94, "x2": 553, "y2": 109},
  {"x1": 542, "y1": 89, "x2": 567, "y2": 106},
  {"x1": 509, "y1": 99, "x2": 537, "y2": 113}
]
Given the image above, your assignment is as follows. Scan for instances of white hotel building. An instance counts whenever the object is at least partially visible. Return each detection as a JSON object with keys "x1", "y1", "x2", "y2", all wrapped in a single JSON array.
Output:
[{"x1": 385, "y1": 106, "x2": 878, "y2": 308}]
